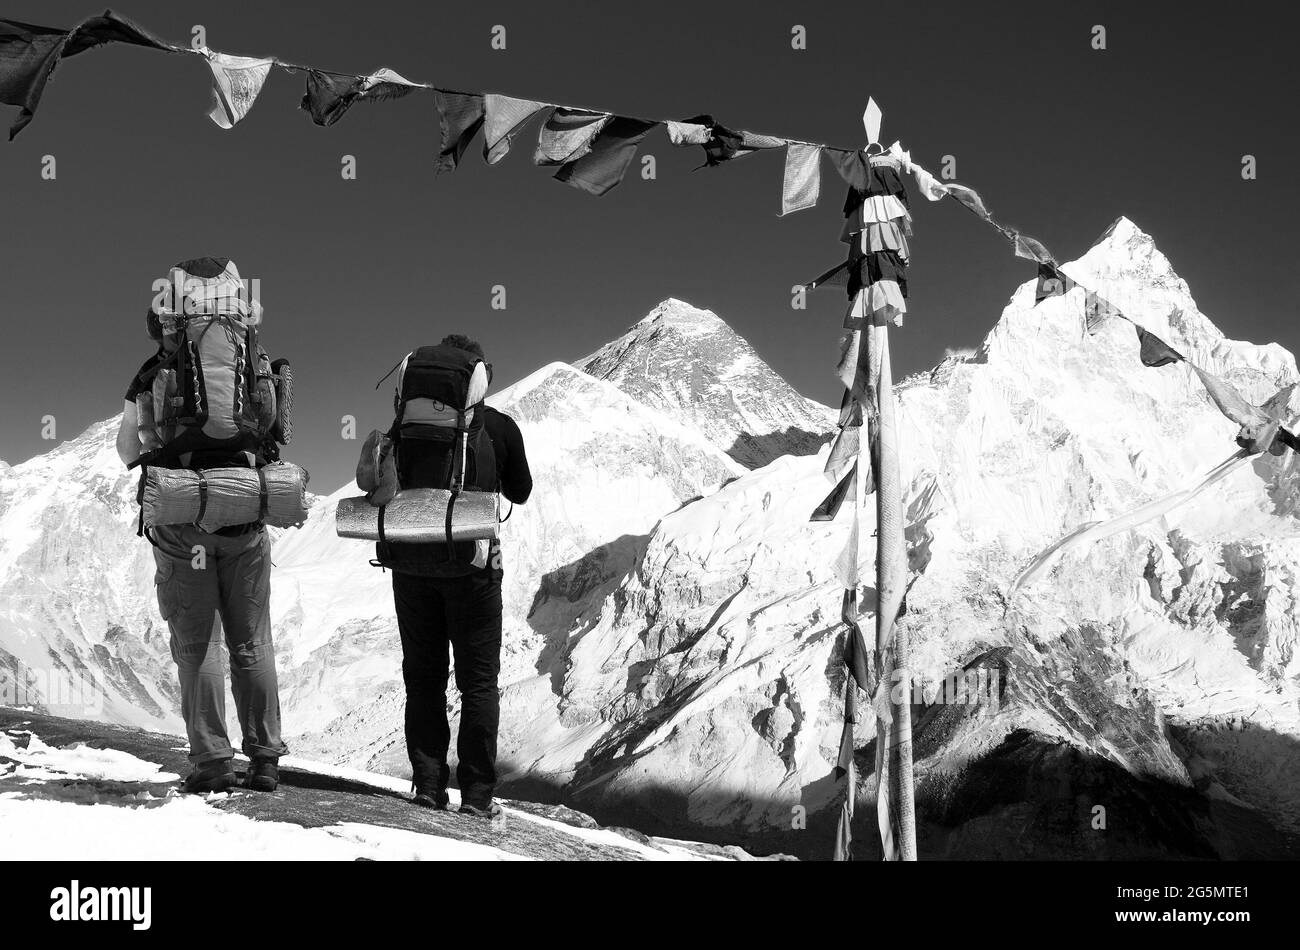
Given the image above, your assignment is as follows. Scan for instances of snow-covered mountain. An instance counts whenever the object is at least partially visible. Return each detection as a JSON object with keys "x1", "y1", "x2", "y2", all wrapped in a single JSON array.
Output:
[
  {"x1": 4, "y1": 226, "x2": 1300, "y2": 858},
  {"x1": 0, "y1": 418, "x2": 180, "y2": 731},
  {"x1": 575, "y1": 298, "x2": 835, "y2": 468}
]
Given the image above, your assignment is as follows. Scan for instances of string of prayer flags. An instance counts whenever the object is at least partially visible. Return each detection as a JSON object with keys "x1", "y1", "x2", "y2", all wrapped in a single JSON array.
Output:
[
  {"x1": 203, "y1": 50, "x2": 274, "y2": 129},
  {"x1": 301, "y1": 67, "x2": 421, "y2": 127},
  {"x1": 780, "y1": 142, "x2": 822, "y2": 216},
  {"x1": 1034, "y1": 270, "x2": 1280, "y2": 443},
  {"x1": 432, "y1": 89, "x2": 486, "y2": 173},
  {"x1": 553, "y1": 116, "x2": 659, "y2": 196},
  {"x1": 534, "y1": 108, "x2": 612, "y2": 166},
  {"x1": 483, "y1": 94, "x2": 548, "y2": 164},
  {"x1": 0, "y1": 11, "x2": 179, "y2": 140}
]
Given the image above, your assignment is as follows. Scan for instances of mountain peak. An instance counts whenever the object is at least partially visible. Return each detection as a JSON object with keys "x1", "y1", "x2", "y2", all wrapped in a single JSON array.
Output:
[
  {"x1": 630, "y1": 298, "x2": 729, "y2": 336},
  {"x1": 575, "y1": 301, "x2": 833, "y2": 468},
  {"x1": 1092, "y1": 215, "x2": 1149, "y2": 249}
]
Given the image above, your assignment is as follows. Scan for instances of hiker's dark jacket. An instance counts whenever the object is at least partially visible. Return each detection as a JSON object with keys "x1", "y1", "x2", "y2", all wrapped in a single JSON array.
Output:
[{"x1": 482, "y1": 406, "x2": 532, "y2": 505}]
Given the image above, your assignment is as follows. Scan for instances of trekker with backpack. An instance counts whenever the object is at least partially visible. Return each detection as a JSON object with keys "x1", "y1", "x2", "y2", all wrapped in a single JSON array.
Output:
[
  {"x1": 369, "y1": 335, "x2": 532, "y2": 819},
  {"x1": 115, "y1": 257, "x2": 294, "y2": 794}
]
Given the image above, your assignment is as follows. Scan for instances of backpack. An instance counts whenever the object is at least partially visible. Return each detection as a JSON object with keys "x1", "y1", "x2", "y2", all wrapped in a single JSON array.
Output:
[
  {"x1": 372, "y1": 343, "x2": 499, "y2": 577},
  {"x1": 133, "y1": 258, "x2": 291, "y2": 470}
]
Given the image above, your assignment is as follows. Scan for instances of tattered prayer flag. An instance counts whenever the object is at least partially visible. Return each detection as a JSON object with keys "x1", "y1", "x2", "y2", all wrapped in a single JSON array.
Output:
[
  {"x1": 553, "y1": 116, "x2": 658, "y2": 196},
  {"x1": 835, "y1": 697, "x2": 857, "y2": 779},
  {"x1": 1034, "y1": 263, "x2": 1075, "y2": 303},
  {"x1": 204, "y1": 51, "x2": 274, "y2": 129},
  {"x1": 838, "y1": 390, "x2": 863, "y2": 428},
  {"x1": 1011, "y1": 231, "x2": 1055, "y2": 265},
  {"x1": 483, "y1": 94, "x2": 548, "y2": 164},
  {"x1": 1084, "y1": 290, "x2": 1122, "y2": 329},
  {"x1": 841, "y1": 591, "x2": 874, "y2": 692},
  {"x1": 860, "y1": 222, "x2": 911, "y2": 262},
  {"x1": 534, "y1": 108, "x2": 612, "y2": 166},
  {"x1": 846, "y1": 250, "x2": 909, "y2": 299},
  {"x1": 1, "y1": 11, "x2": 176, "y2": 139},
  {"x1": 909, "y1": 163, "x2": 950, "y2": 201},
  {"x1": 1135, "y1": 326, "x2": 1185, "y2": 367},
  {"x1": 811, "y1": 464, "x2": 856, "y2": 522},
  {"x1": 301, "y1": 67, "x2": 420, "y2": 127},
  {"x1": 740, "y1": 130, "x2": 786, "y2": 150},
  {"x1": 433, "y1": 89, "x2": 485, "y2": 173},
  {"x1": 848, "y1": 194, "x2": 910, "y2": 229},
  {"x1": 780, "y1": 142, "x2": 822, "y2": 215},
  {"x1": 1191, "y1": 365, "x2": 1270, "y2": 429},
  {"x1": 833, "y1": 754, "x2": 855, "y2": 861},
  {"x1": 835, "y1": 330, "x2": 861, "y2": 391},
  {"x1": 946, "y1": 182, "x2": 991, "y2": 219},
  {"x1": 825, "y1": 424, "x2": 860, "y2": 477},
  {"x1": 826, "y1": 149, "x2": 906, "y2": 201},
  {"x1": 833, "y1": 513, "x2": 862, "y2": 588},
  {"x1": 674, "y1": 113, "x2": 754, "y2": 166},
  {"x1": 846, "y1": 281, "x2": 906, "y2": 329},
  {"x1": 665, "y1": 119, "x2": 710, "y2": 145}
]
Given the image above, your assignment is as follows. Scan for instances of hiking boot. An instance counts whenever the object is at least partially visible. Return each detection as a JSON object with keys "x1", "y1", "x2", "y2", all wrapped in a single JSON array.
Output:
[
  {"x1": 412, "y1": 784, "x2": 450, "y2": 811},
  {"x1": 458, "y1": 800, "x2": 504, "y2": 821},
  {"x1": 182, "y1": 758, "x2": 238, "y2": 793},
  {"x1": 245, "y1": 757, "x2": 280, "y2": 792}
]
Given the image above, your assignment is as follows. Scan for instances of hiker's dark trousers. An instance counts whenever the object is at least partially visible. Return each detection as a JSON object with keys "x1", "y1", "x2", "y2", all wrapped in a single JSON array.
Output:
[
  {"x1": 152, "y1": 524, "x2": 289, "y2": 766},
  {"x1": 392, "y1": 568, "x2": 503, "y2": 806}
]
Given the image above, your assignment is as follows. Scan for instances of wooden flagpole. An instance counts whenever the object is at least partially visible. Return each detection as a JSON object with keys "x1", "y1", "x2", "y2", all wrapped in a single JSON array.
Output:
[
  {"x1": 863, "y1": 102, "x2": 917, "y2": 862},
  {"x1": 870, "y1": 322, "x2": 917, "y2": 861}
]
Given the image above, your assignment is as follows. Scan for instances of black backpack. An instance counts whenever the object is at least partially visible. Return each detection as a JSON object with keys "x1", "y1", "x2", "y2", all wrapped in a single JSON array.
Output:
[{"x1": 374, "y1": 344, "x2": 498, "y2": 576}]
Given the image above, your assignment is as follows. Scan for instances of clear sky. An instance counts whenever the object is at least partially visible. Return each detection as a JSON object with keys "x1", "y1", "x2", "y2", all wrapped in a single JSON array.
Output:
[{"x1": 1, "y1": 0, "x2": 1296, "y2": 492}]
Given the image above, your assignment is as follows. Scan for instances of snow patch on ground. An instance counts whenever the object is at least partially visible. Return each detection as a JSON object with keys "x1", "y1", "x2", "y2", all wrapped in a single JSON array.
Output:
[{"x1": 0, "y1": 730, "x2": 525, "y2": 861}]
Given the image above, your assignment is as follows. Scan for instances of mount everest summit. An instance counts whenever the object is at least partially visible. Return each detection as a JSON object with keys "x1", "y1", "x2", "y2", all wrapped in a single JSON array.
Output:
[{"x1": 2, "y1": 219, "x2": 1299, "y2": 858}]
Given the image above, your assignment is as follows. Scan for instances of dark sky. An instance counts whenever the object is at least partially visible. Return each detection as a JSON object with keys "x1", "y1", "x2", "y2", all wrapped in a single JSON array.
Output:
[{"x1": 2, "y1": 0, "x2": 1297, "y2": 492}]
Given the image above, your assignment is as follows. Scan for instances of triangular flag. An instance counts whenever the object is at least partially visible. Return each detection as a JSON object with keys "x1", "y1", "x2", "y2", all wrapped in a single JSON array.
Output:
[
  {"x1": 203, "y1": 50, "x2": 274, "y2": 130},
  {"x1": 483, "y1": 94, "x2": 547, "y2": 164},
  {"x1": 534, "y1": 108, "x2": 612, "y2": 166}
]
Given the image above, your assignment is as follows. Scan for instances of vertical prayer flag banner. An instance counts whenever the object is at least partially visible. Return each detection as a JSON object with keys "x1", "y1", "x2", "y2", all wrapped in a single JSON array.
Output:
[
  {"x1": 780, "y1": 142, "x2": 822, "y2": 215},
  {"x1": 203, "y1": 50, "x2": 274, "y2": 129}
]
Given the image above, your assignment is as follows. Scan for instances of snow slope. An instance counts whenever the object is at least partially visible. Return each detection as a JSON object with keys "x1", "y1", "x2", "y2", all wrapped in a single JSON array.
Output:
[{"x1": 0, "y1": 714, "x2": 741, "y2": 861}]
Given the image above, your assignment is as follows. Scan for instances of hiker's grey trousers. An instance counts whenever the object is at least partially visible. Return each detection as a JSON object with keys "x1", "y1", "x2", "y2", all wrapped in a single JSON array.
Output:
[{"x1": 151, "y1": 524, "x2": 289, "y2": 765}]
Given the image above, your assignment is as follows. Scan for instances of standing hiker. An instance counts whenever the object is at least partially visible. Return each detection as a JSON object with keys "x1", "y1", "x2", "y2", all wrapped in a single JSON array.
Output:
[
  {"x1": 115, "y1": 257, "x2": 292, "y2": 794},
  {"x1": 367, "y1": 335, "x2": 532, "y2": 818}
]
